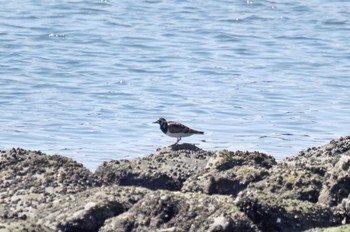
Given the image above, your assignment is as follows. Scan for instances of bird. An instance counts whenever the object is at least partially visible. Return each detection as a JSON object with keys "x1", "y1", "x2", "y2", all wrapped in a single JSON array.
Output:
[{"x1": 153, "y1": 118, "x2": 204, "y2": 146}]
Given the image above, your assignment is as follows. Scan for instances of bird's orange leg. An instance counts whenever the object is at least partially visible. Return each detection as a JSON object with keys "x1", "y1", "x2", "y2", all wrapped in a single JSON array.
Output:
[{"x1": 172, "y1": 137, "x2": 181, "y2": 146}]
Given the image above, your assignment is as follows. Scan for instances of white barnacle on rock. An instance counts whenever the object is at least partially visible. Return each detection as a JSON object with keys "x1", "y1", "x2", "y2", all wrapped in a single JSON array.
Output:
[
  {"x1": 84, "y1": 201, "x2": 97, "y2": 210},
  {"x1": 209, "y1": 215, "x2": 231, "y2": 231},
  {"x1": 341, "y1": 198, "x2": 350, "y2": 211},
  {"x1": 342, "y1": 217, "x2": 347, "y2": 225},
  {"x1": 276, "y1": 217, "x2": 282, "y2": 224},
  {"x1": 160, "y1": 195, "x2": 170, "y2": 201}
]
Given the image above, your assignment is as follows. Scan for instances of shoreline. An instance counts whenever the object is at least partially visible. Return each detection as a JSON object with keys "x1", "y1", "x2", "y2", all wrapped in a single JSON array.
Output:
[{"x1": 1, "y1": 137, "x2": 349, "y2": 231}]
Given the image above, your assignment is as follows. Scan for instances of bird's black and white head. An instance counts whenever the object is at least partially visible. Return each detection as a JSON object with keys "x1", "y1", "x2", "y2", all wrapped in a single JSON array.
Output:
[
  {"x1": 153, "y1": 117, "x2": 167, "y2": 125},
  {"x1": 153, "y1": 117, "x2": 168, "y2": 134}
]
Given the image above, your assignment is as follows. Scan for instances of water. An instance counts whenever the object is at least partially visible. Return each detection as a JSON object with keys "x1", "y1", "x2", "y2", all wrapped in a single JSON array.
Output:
[{"x1": 1, "y1": 0, "x2": 349, "y2": 170}]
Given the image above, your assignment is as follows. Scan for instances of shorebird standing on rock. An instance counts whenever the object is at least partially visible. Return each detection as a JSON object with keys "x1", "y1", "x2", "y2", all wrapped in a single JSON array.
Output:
[{"x1": 153, "y1": 118, "x2": 204, "y2": 146}]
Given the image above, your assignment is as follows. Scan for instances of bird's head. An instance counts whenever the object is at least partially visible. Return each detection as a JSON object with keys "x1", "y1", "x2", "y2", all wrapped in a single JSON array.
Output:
[{"x1": 153, "y1": 118, "x2": 167, "y2": 125}]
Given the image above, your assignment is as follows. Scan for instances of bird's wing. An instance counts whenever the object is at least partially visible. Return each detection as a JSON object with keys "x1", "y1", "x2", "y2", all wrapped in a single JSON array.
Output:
[
  {"x1": 167, "y1": 121, "x2": 190, "y2": 133},
  {"x1": 168, "y1": 121, "x2": 204, "y2": 134}
]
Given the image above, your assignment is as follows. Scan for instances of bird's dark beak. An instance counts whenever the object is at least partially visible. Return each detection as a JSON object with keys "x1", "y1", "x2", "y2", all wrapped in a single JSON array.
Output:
[{"x1": 153, "y1": 121, "x2": 159, "y2": 124}]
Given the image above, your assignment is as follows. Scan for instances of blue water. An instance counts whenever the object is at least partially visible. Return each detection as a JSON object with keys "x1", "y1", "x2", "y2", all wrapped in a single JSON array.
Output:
[{"x1": 1, "y1": 0, "x2": 350, "y2": 170}]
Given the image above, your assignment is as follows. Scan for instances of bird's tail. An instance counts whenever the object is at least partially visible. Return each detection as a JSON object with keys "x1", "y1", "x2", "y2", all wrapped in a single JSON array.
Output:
[{"x1": 193, "y1": 130, "x2": 204, "y2": 134}]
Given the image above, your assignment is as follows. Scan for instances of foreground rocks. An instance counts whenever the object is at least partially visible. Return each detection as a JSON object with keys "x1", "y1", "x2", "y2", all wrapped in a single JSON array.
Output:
[
  {"x1": 100, "y1": 191, "x2": 258, "y2": 232},
  {"x1": 95, "y1": 144, "x2": 276, "y2": 196},
  {"x1": 0, "y1": 148, "x2": 103, "y2": 227},
  {"x1": 1, "y1": 137, "x2": 350, "y2": 231}
]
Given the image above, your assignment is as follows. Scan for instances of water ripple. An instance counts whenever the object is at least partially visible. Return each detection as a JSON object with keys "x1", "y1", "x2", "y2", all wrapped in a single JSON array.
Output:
[{"x1": 1, "y1": 0, "x2": 350, "y2": 170}]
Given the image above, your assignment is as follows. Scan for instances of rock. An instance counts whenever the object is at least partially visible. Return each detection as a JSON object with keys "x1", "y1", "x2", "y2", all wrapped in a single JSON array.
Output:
[
  {"x1": 96, "y1": 146, "x2": 276, "y2": 196},
  {"x1": 34, "y1": 186, "x2": 149, "y2": 232},
  {"x1": 95, "y1": 144, "x2": 216, "y2": 191},
  {"x1": 99, "y1": 190, "x2": 259, "y2": 232},
  {"x1": 1, "y1": 137, "x2": 350, "y2": 231},
  {"x1": 250, "y1": 162, "x2": 323, "y2": 203},
  {"x1": 248, "y1": 136, "x2": 350, "y2": 206},
  {"x1": 0, "y1": 148, "x2": 102, "y2": 228},
  {"x1": 233, "y1": 137, "x2": 350, "y2": 231},
  {"x1": 318, "y1": 155, "x2": 350, "y2": 206},
  {"x1": 236, "y1": 189, "x2": 342, "y2": 232},
  {"x1": 304, "y1": 224, "x2": 350, "y2": 232},
  {"x1": 2, "y1": 185, "x2": 149, "y2": 231},
  {"x1": 338, "y1": 195, "x2": 350, "y2": 227},
  {"x1": 341, "y1": 195, "x2": 350, "y2": 212},
  {"x1": 182, "y1": 150, "x2": 275, "y2": 196},
  {"x1": 0, "y1": 222, "x2": 53, "y2": 232}
]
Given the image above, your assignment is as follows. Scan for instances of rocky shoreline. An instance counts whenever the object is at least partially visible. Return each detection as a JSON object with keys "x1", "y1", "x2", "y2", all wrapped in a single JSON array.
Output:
[{"x1": 1, "y1": 137, "x2": 349, "y2": 232}]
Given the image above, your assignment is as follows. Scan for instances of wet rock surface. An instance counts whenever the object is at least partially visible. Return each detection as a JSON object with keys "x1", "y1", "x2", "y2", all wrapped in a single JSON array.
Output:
[
  {"x1": 0, "y1": 148, "x2": 103, "y2": 228},
  {"x1": 96, "y1": 145, "x2": 276, "y2": 196},
  {"x1": 249, "y1": 137, "x2": 350, "y2": 208},
  {"x1": 95, "y1": 144, "x2": 216, "y2": 191},
  {"x1": 100, "y1": 191, "x2": 258, "y2": 232},
  {"x1": 1, "y1": 137, "x2": 350, "y2": 231},
  {"x1": 181, "y1": 150, "x2": 276, "y2": 196},
  {"x1": 236, "y1": 189, "x2": 343, "y2": 232}
]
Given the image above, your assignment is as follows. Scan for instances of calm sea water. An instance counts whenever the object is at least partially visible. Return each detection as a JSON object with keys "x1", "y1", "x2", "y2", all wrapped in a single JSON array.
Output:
[{"x1": 1, "y1": 0, "x2": 349, "y2": 170}]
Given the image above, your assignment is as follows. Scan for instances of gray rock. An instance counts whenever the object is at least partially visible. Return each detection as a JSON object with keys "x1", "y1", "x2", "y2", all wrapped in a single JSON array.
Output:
[
  {"x1": 250, "y1": 162, "x2": 323, "y2": 203},
  {"x1": 236, "y1": 189, "x2": 342, "y2": 232},
  {"x1": 1, "y1": 185, "x2": 149, "y2": 231},
  {"x1": 35, "y1": 186, "x2": 149, "y2": 232},
  {"x1": 1, "y1": 137, "x2": 350, "y2": 232},
  {"x1": 318, "y1": 154, "x2": 350, "y2": 206},
  {"x1": 96, "y1": 145, "x2": 276, "y2": 197},
  {"x1": 0, "y1": 148, "x2": 102, "y2": 228},
  {"x1": 233, "y1": 136, "x2": 350, "y2": 231},
  {"x1": 248, "y1": 136, "x2": 350, "y2": 206},
  {"x1": 182, "y1": 150, "x2": 275, "y2": 196},
  {"x1": 95, "y1": 144, "x2": 216, "y2": 191},
  {"x1": 303, "y1": 224, "x2": 350, "y2": 232},
  {"x1": 100, "y1": 190, "x2": 259, "y2": 232}
]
